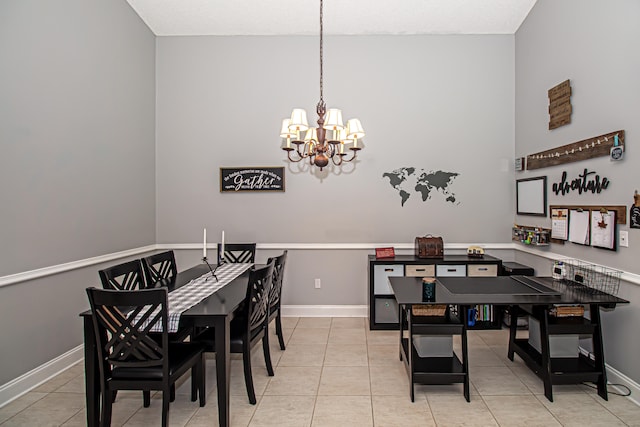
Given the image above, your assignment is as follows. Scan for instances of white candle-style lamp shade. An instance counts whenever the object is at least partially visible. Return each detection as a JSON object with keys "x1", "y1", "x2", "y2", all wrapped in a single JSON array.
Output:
[
  {"x1": 289, "y1": 108, "x2": 309, "y2": 132},
  {"x1": 323, "y1": 108, "x2": 344, "y2": 131},
  {"x1": 334, "y1": 127, "x2": 351, "y2": 144},
  {"x1": 346, "y1": 118, "x2": 365, "y2": 139},
  {"x1": 304, "y1": 127, "x2": 318, "y2": 143},
  {"x1": 280, "y1": 119, "x2": 297, "y2": 138}
]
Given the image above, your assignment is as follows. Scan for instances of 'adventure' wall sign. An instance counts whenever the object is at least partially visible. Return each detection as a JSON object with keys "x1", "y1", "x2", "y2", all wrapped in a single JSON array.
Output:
[
  {"x1": 552, "y1": 168, "x2": 610, "y2": 196},
  {"x1": 220, "y1": 167, "x2": 285, "y2": 192}
]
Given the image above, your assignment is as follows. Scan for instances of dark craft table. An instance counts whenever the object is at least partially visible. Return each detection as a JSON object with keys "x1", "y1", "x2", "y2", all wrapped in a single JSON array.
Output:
[
  {"x1": 390, "y1": 275, "x2": 628, "y2": 402},
  {"x1": 81, "y1": 264, "x2": 250, "y2": 427}
]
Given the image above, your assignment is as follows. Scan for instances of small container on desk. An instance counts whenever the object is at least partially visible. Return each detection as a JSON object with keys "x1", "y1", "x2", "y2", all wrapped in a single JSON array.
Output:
[{"x1": 422, "y1": 277, "x2": 436, "y2": 302}]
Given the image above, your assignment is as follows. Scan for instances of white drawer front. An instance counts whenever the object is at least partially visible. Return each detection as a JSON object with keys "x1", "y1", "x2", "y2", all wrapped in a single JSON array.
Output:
[
  {"x1": 467, "y1": 264, "x2": 498, "y2": 277},
  {"x1": 405, "y1": 265, "x2": 436, "y2": 277},
  {"x1": 373, "y1": 264, "x2": 404, "y2": 294},
  {"x1": 436, "y1": 264, "x2": 466, "y2": 277}
]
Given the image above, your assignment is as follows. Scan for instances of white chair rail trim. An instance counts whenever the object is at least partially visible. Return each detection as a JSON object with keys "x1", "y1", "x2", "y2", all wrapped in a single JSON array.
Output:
[
  {"x1": 2, "y1": 243, "x2": 639, "y2": 287},
  {"x1": 0, "y1": 245, "x2": 157, "y2": 288}
]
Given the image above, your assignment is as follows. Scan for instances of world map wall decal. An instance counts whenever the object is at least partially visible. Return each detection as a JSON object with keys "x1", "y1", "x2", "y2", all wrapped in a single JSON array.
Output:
[{"x1": 382, "y1": 167, "x2": 460, "y2": 207}]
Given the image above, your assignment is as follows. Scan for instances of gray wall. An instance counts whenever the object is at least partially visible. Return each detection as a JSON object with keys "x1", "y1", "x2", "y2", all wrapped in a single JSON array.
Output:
[
  {"x1": 515, "y1": 0, "x2": 639, "y2": 272},
  {"x1": 155, "y1": 35, "x2": 516, "y2": 302},
  {"x1": 0, "y1": 0, "x2": 156, "y2": 277},
  {"x1": 0, "y1": 0, "x2": 155, "y2": 384},
  {"x1": 155, "y1": 35, "x2": 515, "y2": 306},
  {"x1": 515, "y1": 0, "x2": 640, "y2": 382}
]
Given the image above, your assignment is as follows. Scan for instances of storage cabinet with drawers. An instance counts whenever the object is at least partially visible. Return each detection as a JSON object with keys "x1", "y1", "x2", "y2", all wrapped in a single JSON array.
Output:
[{"x1": 368, "y1": 255, "x2": 502, "y2": 330}]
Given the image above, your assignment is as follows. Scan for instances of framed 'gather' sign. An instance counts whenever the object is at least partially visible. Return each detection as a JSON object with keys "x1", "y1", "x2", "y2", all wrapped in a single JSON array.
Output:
[{"x1": 220, "y1": 167, "x2": 285, "y2": 192}]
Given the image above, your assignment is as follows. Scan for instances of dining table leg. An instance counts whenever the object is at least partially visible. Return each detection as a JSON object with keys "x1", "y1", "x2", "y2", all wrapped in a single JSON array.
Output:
[
  {"x1": 214, "y1": 316, "x2": 232, "y2": 427},
  {"x1": 83, "y1": 315, "x2": 99, "y2": 427}
]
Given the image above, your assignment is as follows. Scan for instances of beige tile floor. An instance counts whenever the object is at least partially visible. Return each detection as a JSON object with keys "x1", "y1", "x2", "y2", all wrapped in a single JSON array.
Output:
[{"x1": 1, "y1": 317, "x2": 640, "y2": 426}]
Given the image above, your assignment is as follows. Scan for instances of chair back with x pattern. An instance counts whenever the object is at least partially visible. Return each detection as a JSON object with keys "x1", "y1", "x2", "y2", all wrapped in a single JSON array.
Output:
[
  {"x1": 244, "y1": 261, "x2": 274, "y2": 340},
  {"x1": 267, "y1": 251, "x2": 287, "y2": 314},
  {"x1": 99, "y1": 259, "x2": 146, "y2": 291},
  {"x1": 217, "y1": 243, "x2": 256, "y2": 265},
  {"x1": 87, "y1": 287, "x2": 169, "y2": 372},
  {"x1": 86, "y1": 287, "x2": 206, "y2": 427},
  {"x1": 142, "y1": 251, "x2": 178, "y2": 287}
]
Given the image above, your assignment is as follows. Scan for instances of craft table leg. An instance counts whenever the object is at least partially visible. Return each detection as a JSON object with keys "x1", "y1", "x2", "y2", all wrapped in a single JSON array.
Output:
[
  {"x1": 215, "y1": 316, "x2": 232, "y2": 427},
  {"x1": 507, "y1": 305, "x2": 518, "y2": 362},
  {"x1": 539, "y1": 306, "x2": 554, "y2": 402},
  {"x1": 407, "y1": 308, "x2": 415, "y2": 402},
  {"x1": 399, "y1": 305, "x2": 405, "y2": 361},
  {"x1": 590, "y1": 304, "x2": 609, "y2": 400},
  {"x1": 83, "y1": 315, "x2": 99, "y2": 427},
  {"x1": 461, "y1": 305, "x2": 470, "y2": 402}
]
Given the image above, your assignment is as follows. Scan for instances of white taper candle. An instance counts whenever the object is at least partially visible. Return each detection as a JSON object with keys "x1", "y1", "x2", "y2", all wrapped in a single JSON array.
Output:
[
  {"x1": 221, "y1": 230, "x2": 225, "y2": 262},
  {"x1": 203, "y1": 228, "x2": 207, "y2": 259}
]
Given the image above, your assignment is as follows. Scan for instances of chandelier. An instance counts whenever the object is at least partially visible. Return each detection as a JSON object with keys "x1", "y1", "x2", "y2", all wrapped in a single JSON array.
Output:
[{"x1": 279, "y1": 0, "x2": 365, "y2": 171}]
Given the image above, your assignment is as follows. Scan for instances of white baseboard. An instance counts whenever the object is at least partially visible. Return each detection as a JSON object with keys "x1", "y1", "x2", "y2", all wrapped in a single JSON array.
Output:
[
  {"x1": 0, "y1": 345, "x2": 84, "y2": 408},
  {"x1": 578, "y1": 347, "x2": 640, "y2": 406},
  {"x1": 281, "y1": 305, "x2": 367, "y2": 317},
  {"x1": 605, "y1": 362, "x2": 640, "y2": 406}
]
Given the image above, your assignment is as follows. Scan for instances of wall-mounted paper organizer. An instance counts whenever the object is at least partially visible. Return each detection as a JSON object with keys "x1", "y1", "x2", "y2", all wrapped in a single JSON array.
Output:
[
  {"x1": 512, "y1": 225, "x2": 551, "y2": 246},
  {"x1": 549, "y1": 205, "x2": 626, "y2": 224}
]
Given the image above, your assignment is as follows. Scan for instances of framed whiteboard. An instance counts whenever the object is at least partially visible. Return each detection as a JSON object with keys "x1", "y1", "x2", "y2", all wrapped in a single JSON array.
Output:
[{"x1": 516, "y1": 176, "x2": 547, "y2": 216}]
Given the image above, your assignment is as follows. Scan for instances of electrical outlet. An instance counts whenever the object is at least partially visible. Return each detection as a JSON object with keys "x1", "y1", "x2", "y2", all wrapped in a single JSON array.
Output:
[
  {"x1": 314, "y1": 278, "x2": 321, "y2": 289},
  {"x1": 620, "y1": 231, "x2": 629, "y2": 247}
]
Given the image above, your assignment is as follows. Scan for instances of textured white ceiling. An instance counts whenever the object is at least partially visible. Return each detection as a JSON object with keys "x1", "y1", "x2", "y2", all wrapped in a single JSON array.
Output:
[{"x1": 126, "y1": 0, "x2": 538, "y2": 36}]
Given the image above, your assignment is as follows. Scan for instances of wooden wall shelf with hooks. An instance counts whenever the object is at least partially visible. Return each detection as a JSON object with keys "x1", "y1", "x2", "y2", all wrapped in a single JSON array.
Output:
[{"x1": 526, "y1": 130, "x2": 624, "y2": 170}]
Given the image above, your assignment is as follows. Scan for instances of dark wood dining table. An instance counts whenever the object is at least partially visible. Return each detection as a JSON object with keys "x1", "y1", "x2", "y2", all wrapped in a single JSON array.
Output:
[{"x1": 80, "y1": 263, "x2": 251, "y2": 427}]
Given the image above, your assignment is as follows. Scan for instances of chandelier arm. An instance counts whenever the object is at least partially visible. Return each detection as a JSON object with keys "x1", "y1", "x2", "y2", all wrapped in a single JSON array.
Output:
[
  {"x1": 341, "y1": 151, "x2": 358, "y2": 163},
  {"x1": 327, "y1": 142, "x2": 335, "y2": 158},
  {"x1": 286, "y1": 150, "x2": 304, "y2": 163}
]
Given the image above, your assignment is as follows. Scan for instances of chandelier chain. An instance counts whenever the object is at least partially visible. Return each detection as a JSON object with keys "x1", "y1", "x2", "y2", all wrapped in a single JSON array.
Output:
[
  {"x1": 280, "y1": 0, "x2": 364, "y2": 171},
  {"x1": 319, "y1": 0, "x2": 323, "y2": 104}
]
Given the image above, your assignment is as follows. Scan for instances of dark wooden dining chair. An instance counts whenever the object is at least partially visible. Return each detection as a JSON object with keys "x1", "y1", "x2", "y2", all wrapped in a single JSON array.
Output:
[
  {"x1": 267, "y1": 251, "x2": 288, "y2": 350},
  {"x1": 86, "y1": 287, "x2": 206, "y2": 427},
  {"x1": 98, "y1": 259, "x2": 146, "y2": 291},
  {"x1": 217, "y1": 243, "x2": 256, "y2": 265},
  {"x1": 141, "y1": 250, "x2": 178, "y2": 287},
  {"x1": 99, "y1": 255, "x2": 192, "y2": 407},
  {"x1": 141, "y1": 251, "x2": 194, "y2": 343},
  {"x1": 194, "y1": 260, "x2": 275, "y2": 404}
]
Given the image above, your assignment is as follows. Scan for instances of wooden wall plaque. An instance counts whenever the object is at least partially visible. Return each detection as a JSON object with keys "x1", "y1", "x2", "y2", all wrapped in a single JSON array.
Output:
[
  {"x1": 526, "y1": 130, "x2": 624, "y2": 170},
  {"x1": 548, "y1": 79, "x2": 572, "y2": 130}
]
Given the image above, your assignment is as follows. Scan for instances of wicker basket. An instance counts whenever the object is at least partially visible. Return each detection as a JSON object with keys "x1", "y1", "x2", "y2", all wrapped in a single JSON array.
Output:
[
  {"x1": 412, "y1": 304, "x2": 447, "y2": 316},
  {"x1": 550, "y1": 305, "x2": 585, "y2": 317}
]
